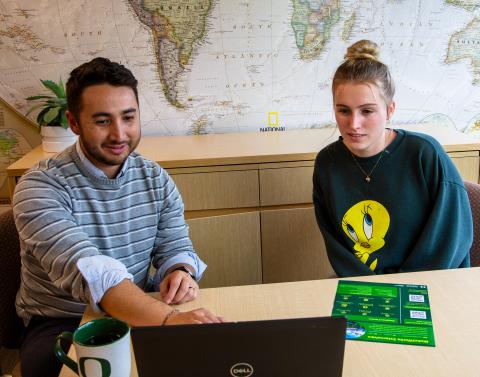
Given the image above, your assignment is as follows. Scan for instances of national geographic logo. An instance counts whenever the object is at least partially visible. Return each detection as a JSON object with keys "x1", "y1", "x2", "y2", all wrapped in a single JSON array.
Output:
[{"x1": 260, "y1": 112, "x2": 286, "y2": 132}]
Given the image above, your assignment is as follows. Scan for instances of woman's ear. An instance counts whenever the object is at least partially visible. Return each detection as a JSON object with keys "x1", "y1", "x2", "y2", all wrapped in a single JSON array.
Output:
[{"x1": 386, "y1": 101, "x2": 396, "y2": 121}]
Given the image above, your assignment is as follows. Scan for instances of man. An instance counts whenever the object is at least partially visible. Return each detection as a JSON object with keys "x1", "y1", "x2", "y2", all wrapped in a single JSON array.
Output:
[{"x1": 13, "y1": 57, "x2": 223, "y2": 377}]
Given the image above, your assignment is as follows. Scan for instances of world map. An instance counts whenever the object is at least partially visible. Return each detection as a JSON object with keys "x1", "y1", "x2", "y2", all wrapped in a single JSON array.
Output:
[{"x1": 1, "y1": 0, "x2": 480, "y2": 141}]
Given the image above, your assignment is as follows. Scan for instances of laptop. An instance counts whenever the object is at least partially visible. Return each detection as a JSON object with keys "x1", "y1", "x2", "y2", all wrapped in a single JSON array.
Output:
[{"x1": 131, "y1": 316, "x2": 346, "y2": 377}]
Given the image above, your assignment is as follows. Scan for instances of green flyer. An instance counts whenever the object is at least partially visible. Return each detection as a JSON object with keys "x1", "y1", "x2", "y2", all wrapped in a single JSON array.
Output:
[{"x1": 332, "y1": 280, "x2": 435, "y2": 347}]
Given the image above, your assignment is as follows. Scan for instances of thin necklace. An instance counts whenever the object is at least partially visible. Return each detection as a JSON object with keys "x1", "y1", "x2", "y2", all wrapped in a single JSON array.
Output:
[{"x1": 349, "y1": 129, "x2": 391, "y2": 183}]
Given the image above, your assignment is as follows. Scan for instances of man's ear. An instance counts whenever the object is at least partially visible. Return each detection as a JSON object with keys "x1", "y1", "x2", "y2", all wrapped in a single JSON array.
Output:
[
  {"x1": 387, "y1": 101, "x2": 396, "y2": 121},
  {"x1": 66, "y1": 111, "x2": 80, "y2": 136}
]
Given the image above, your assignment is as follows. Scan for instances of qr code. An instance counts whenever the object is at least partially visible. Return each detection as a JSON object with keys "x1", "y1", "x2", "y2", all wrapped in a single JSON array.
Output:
[
  {"x1": 409, "y1": 294, "x2": 425, "y2": 303},
  {"x1": 410, "y1": 310, "x2": 427, "y2": 319}
]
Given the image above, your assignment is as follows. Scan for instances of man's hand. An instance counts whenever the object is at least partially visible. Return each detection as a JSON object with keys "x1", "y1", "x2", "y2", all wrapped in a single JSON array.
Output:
[
  {"x1": 100, "y1": 280, "x2": 223, "y2": 327},
  {"x1": 165, "y1": 308, "x2": 224, "y2": 325},
  {"x1": 160, "y1": 268, "x2": 199, "y2": 305}
]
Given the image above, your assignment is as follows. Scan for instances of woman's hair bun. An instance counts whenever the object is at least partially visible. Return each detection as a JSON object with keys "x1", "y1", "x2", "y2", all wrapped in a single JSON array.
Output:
[{"x1": 344, "y1": 40, "x2": 380, "y2": 61}]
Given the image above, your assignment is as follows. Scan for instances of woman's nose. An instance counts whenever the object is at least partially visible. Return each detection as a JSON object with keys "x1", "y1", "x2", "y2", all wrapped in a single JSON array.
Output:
[{"x1": 349, "y1": 113, "x2": 361, "y2": 128}]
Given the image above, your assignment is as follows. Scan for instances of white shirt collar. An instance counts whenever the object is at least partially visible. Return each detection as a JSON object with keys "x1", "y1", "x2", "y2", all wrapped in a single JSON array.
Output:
[{"x1": 75, "y1": 140, "x2": 128, "y2": 179}]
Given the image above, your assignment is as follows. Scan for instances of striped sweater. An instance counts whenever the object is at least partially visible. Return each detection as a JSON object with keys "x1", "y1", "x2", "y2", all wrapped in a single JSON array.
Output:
[{"x1": 13, "y1": 145, "x2": 204, "y2": 321}]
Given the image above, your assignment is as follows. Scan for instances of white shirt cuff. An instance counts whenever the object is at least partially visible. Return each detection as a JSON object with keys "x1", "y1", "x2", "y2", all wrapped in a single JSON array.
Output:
[
  {"x1": 77, "y1": 255, "x2": 133, "y2": 312},
  {"x1": 153, "y1": 255, "x2": 207, "y2": 291}
]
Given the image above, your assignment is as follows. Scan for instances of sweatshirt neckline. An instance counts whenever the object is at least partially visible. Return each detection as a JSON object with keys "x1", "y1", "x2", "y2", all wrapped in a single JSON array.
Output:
[{"x1": 339, "y1": 128, "x2": 406, "y2": 161}]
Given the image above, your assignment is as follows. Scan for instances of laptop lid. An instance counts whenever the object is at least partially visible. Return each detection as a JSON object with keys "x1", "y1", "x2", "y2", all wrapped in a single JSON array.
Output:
[{"x1": 131, "y1": 316, "x2": 346, "y2": 377}]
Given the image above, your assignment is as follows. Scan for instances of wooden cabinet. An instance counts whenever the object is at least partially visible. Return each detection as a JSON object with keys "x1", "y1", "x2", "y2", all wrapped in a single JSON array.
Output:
[
  {"x1": 261, "y1": 207, "x2": 336, "y2": 283},
  {"x1": 449, "y1": 151, "x2": 480, "y2": 183},
  {"x1": 187, "y1": 212, "x2": 262, "y2": 288},
  {"x1": 7, "y1": 129, "x2": 480, "y2": 288},
  {"x1": 259, "y1": 162, "x2": 314, "y2": 206},
  {"x1": 258, "y1": 162, "x2": 336, "y2": 283},
  {"x1": 172, "y1": 169, "x2": 259, "y2": 211}
]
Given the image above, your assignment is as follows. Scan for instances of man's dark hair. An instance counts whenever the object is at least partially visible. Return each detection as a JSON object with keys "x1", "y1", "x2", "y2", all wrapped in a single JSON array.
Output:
[{"x1": 66, "y1": 57, "x2": 138, "y2": 120}]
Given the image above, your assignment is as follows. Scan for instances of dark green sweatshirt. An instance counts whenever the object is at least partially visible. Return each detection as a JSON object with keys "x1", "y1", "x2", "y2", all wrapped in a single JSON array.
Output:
[{"x1": 313, "y1": 129, "x2": 472, "y2": 277}]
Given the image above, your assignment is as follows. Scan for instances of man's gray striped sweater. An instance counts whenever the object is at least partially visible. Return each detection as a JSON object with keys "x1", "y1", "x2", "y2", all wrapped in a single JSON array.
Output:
[{"x1": 13, "y1": 145, "x2": 205, "y2": 322}]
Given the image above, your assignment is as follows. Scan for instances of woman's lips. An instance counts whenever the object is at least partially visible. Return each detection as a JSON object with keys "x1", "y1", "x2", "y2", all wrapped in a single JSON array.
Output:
[{"x1": 347, "y1": 133, "x2": 366, "y2": 141}]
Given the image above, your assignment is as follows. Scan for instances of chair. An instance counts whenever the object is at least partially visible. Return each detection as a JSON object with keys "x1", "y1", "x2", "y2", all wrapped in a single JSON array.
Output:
[
  {"x1": 464, "y1": 181, "x2": 480, "y2": 267},
  {"x1": 0, "y1": 207, "x2": 23, "y2": 376}
]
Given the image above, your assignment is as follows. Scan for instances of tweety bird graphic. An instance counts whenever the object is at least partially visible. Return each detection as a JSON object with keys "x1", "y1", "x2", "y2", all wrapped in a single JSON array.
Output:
[{"x1": 342, "y1": 200, "x2": 390, "y2": 271}]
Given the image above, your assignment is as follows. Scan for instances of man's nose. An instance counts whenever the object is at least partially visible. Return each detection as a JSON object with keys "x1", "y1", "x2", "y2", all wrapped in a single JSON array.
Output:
[{"x1": 109, "y1": 119, "x2": 126, "y2": 141}]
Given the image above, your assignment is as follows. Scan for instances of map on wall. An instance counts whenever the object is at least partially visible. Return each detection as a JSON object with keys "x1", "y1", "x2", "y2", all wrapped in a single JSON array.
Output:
[{"x1": 1, "y1": 0, "x2": 480, "y2": 138}]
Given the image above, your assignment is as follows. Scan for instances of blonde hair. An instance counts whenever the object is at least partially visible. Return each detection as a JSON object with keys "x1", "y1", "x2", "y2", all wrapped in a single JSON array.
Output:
[{"x1": 332, "y1": 40, "x2": 395, "y2": 104}]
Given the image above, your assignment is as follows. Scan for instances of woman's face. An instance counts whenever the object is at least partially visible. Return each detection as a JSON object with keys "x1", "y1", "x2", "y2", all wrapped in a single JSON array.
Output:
[{"x1": 334, "y1": 81, "x2": 395, "y2": 157}]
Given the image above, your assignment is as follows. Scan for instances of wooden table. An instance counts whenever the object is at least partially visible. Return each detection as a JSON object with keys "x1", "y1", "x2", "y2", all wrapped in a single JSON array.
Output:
[{"x1": 60, "y1": 267, "x2": 480, "y2": 377}]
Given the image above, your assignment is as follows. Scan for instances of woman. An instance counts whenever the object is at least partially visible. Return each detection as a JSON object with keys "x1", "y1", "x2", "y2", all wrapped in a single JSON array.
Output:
[{"x1": 313, "y1": 39, "x2": 472, "y2": 276}]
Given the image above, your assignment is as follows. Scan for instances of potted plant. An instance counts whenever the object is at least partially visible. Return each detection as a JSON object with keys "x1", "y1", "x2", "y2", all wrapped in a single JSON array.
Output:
[{"x1": 26, "y1": 78, "x2": 76, "y2": 152}]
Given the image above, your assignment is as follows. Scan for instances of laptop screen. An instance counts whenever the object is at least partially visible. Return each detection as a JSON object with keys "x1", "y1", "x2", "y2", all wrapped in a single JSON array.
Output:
[{"x1": 131, "y1": 316, "x2": 346, "y2": 377}]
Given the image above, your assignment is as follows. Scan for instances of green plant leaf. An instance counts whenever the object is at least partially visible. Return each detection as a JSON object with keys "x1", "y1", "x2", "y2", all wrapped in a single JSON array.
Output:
[
  {"x1": 60, "y1": 111, "x2": 69, "y2": 129},
  {"x1": 25, "y1": 95, "x2": 56, "y2": 101},
  {"x1": 44, "y1": 99, "x2": 64, "y2": 105},
  {"x1": 26, "y1": 78, "x2": 68, "y2": 129},
  {"x1": 41, "y1": 79, "x2": 65, "y2": 98},
  {"x1": 25, "y1": 103, "x2": 51, "y2": 117},
  {"x1": 36, "y1": 107, "x2": 50, "y2": 126},
  {"x1": 43, "y1": 107, "x2": 60, "y2": 123},
  {"x1": 58, "y1": 78, "x2": 66, "y2": 98}
]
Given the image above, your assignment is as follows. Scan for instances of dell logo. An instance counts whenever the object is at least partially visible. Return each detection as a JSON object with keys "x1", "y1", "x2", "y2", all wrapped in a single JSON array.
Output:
[{"x1": 230, "y1": 362, "x2": 254, "y2": 377}]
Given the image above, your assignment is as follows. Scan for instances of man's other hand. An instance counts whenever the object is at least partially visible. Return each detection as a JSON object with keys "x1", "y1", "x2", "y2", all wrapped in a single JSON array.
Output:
[
  {"x1": 165, "y1": 308, "x2": 224, "y2": 325},
  {"x1": 160, "y1": 268, "x2": 199, "y2": 304}
]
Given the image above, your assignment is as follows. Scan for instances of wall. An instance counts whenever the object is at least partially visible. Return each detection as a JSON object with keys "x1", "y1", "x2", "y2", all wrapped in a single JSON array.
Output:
[{"x1": 1, "y1": 1, "x2": 480, "y2": 201}]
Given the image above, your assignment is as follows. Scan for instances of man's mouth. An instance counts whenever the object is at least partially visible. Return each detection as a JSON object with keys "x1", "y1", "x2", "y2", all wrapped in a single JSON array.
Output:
[{"x1": 105, "y1": 144, "x2": 128, "y2": 154}]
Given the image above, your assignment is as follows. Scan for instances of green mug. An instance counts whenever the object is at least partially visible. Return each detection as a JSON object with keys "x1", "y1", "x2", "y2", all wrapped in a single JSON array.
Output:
[{"x1": 54, "y1": 317, "x2": 131, "y2": 377}]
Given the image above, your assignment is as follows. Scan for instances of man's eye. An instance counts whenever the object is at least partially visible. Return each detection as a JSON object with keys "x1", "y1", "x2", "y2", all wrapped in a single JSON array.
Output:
[
  {"x1": 95, "y1": 119, "x2": 110, "y2": 126},
  {"x1": 337, "y1": 109, "x2": 349, "y2": 114},
  {"x1": 124, "y1": 115, "x2": 135, "y2": 122},
  {"x1": 362, "y1": 109, "x2": 374, "y2": 114}
]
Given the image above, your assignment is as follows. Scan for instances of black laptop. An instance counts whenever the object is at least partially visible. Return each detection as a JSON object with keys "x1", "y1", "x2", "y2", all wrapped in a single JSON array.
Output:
[{"x1": 131, "y1": 316, "x2": 346, "y2": 377}]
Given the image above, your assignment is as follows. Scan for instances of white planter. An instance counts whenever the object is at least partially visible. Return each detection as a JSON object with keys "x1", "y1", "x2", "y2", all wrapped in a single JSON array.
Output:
[{"x1": 41, "y1": 126, "x2": 77, "y2": 152}]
